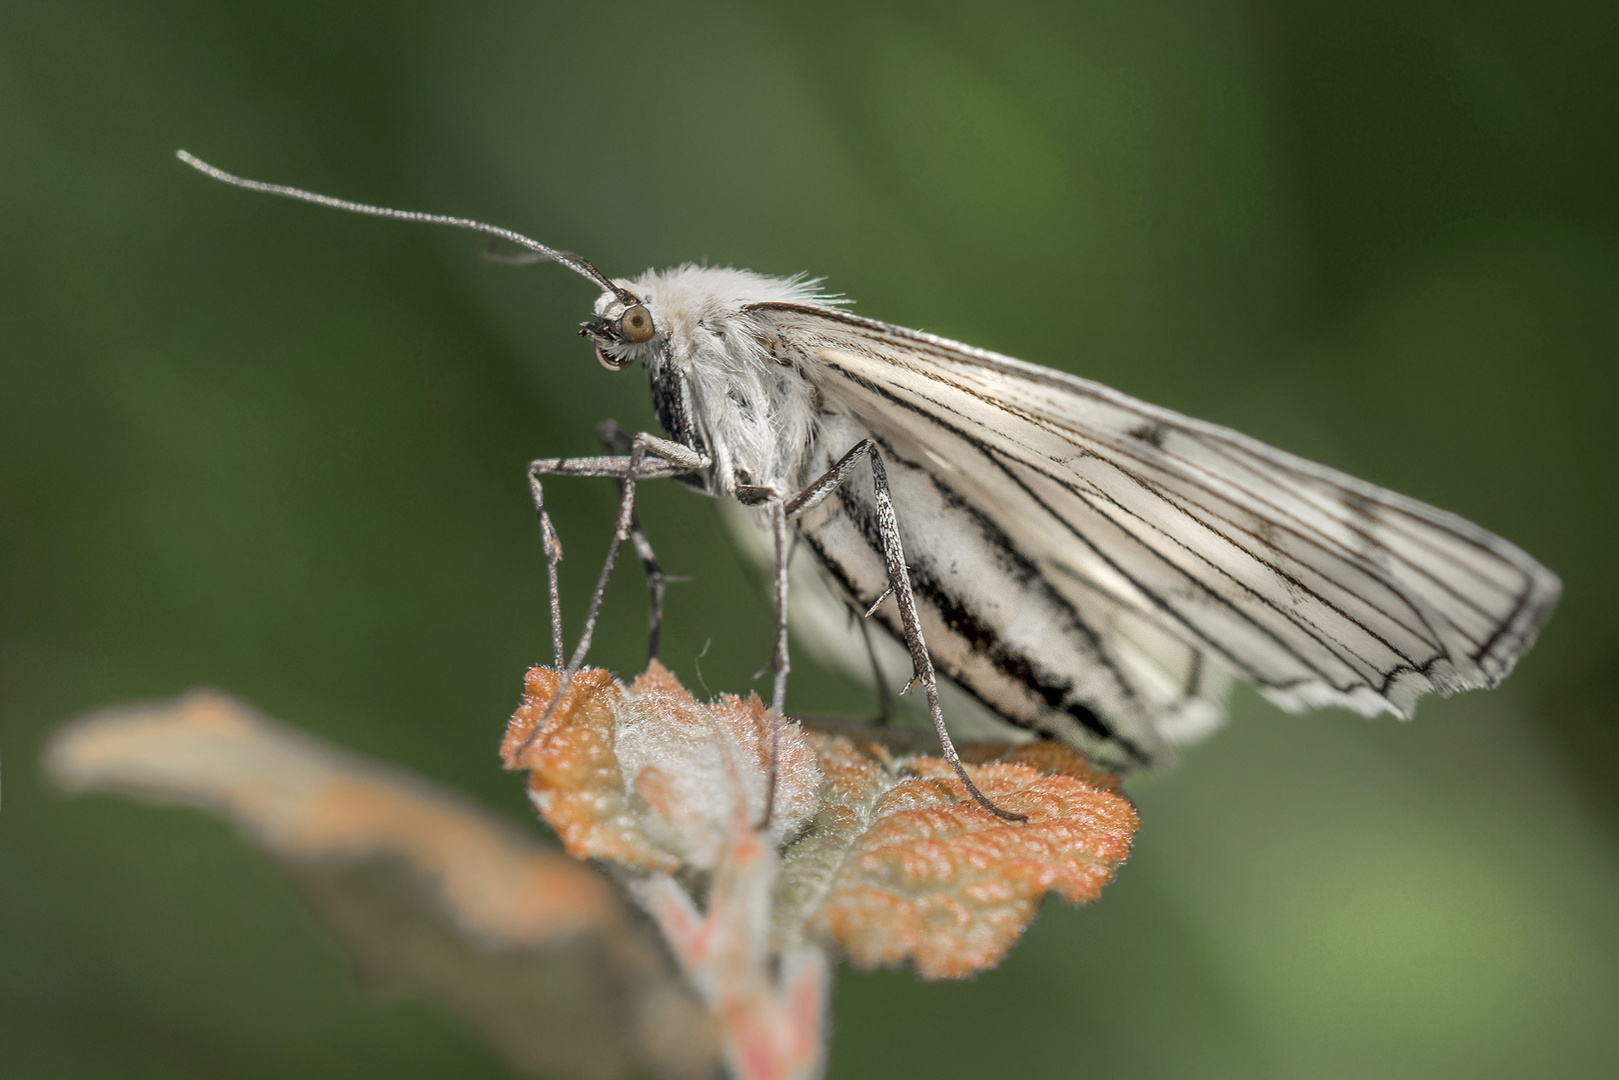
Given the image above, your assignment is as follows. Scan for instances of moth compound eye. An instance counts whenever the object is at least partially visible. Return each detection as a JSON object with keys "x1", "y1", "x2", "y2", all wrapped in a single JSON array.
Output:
[{"x1": 619, "y1": 304, "x2": 654, "y2": 343}]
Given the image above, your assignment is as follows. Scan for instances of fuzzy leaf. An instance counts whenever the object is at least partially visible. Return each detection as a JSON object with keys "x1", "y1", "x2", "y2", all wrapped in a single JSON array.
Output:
[
  {"x1": 502, "y1": 666, "x2": 1138, "y2": 983},
  {"x1": 769, "y1": 730, "x2": 1139, "y2": 979},
  {"x1": 502, "y1": 663, "x2": 821, "y2": 868}
]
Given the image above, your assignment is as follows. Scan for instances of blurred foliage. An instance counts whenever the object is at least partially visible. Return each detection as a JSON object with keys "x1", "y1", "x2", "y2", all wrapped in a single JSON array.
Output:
[{"x1": 2, "y1": 1, "x2": 1616, "y2": 1078}]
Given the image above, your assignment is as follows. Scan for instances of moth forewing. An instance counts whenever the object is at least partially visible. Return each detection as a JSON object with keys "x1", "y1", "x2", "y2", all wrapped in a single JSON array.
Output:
[
  {"x1": 744, "y1": 301, "x2": 1558, "y2": 763},
  {"x1": 786, "y1": 407, "x2": 1183, "y2": 770}
]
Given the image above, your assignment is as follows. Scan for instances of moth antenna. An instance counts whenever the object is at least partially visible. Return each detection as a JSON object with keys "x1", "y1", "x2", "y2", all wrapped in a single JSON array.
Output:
[{"x1": 175, "y1": 150, "x2": 634, "y2": 303}]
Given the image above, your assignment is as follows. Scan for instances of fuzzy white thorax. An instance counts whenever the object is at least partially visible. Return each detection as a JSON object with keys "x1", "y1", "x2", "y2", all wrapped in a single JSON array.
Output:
[{"x1": 595, "y1": 265, "x2": 841, "y2": 496}]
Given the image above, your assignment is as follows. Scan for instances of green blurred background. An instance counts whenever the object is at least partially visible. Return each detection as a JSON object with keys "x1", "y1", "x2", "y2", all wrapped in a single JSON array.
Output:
[{"x1": 4, "y1": 1, "x2": 1617, "y2": 1076}]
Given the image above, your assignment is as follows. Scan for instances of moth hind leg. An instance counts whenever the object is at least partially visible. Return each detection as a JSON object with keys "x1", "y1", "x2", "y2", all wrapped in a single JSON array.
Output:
[{"x1": 786, "y1": 440, "x2": 1028, "y2": 823}]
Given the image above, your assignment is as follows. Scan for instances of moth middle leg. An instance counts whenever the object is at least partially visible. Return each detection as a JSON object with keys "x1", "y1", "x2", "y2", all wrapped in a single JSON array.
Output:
[{"x1": 734, "y1": 484, "x2": 792, "y2": 828}]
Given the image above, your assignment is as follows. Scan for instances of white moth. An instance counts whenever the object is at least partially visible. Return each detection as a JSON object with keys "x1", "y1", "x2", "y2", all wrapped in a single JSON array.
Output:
[{"x1": 178, "y1": 152, "x2": 1561, "y2": 820}]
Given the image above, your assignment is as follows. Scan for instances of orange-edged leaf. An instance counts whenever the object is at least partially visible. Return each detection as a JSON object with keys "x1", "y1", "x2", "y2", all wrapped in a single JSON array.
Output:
[
  {"x1": 503, "y1": 667, "x2": 679, "y2": 871},
  {"x1": 503, "y1": 662, "x2": 820, "y2": 870},
  {"x1": 788, "y1": 734, "x2": 1139, "y2": 979}
]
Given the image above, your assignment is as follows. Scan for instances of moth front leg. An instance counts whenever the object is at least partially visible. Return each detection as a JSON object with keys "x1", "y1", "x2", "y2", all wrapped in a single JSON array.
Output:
[{"x1": 521, "y1": 435, "x2": 708, "y2": 757}]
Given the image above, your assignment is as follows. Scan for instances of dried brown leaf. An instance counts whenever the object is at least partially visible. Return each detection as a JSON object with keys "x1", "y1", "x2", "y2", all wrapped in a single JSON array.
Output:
[{"x1": 46, "y1": 690, "x2": 719, "y2": 1080}]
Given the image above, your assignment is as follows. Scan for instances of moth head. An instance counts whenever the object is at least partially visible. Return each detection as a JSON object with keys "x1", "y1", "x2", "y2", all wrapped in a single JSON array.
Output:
[{"x1": 581, "y1": 289, "x2": 657, "y2": 371}]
